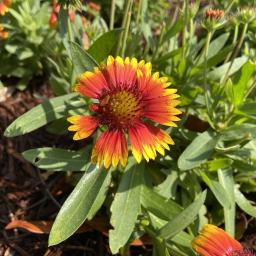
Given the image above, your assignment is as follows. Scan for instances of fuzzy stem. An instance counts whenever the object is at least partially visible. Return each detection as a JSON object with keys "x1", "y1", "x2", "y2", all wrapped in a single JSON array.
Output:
[
  {"x1": 110, "y1": 0, "x2": 116, "y2": 30},
  {"x1": 120, "y1": 0, "x2": 133, "y2": 57},
  {"x1": 203, "y1": 31, "x2": 213, "y2": 116},
  {"x1": 222, "y1": 23, "x2": 248, "y2": 85},
  {"x1": 116, "y1": 0, "x2": 133, "y2": 55}
]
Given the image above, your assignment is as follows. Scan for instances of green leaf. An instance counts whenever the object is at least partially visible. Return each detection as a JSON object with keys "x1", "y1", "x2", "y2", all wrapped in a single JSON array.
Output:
[
  {"x1": 49, "y1": 166, "x2": 110, "y2": 245},
  {"x1": 141, "y1": 185, "x2": 182, "y2": 221},
  {"x1": 49, "y1": 74, "x2": 70, "y2": 96},
  {"x1": 58, "y1": 7, "x2": 70, "y2": 53},
  {"x1": 178, "y1": 131, "x2": 219, "y2": 171},
  {"x1": 208, "y1": 56, "x2": 248, "y2": 81},
  {"x1": 197, "y1": 33, "x2": 230, "y2": 64},
  {"x1": 87, "y1": 168, "x2": 113, "y2": 220},
  {"x1": 162, "y1": 15, "x2": 185, "y2": 43},
  {"x1": 218, "y1": 169, "x2": 235, "y2": 236},
  {"x1": 200, "y1": 172, "x2": 231, "y2": 208},
  {"x1": 238, "y1": 102, "x2": 256, "y2": 116},
  {"x1": 235, "y1": 187, "x2": 256, "y2": 218},
  {"x1": 220, "y1": 123, "x2": 256, "y2": 141},
  {"x1": 147, "y1": 213, "x2": 193, "y2": 249},
  {"x1": 153, "y1": 239, "x2": 170, "y2": 256},
  {"x1": 88, "y1": 29, "x2": 123, "y2": 63},
  {"x1": 4, "y1": 93, "x2": 83, "y2": 137},
  {"x1": 192, "y1": 45, "x2": 234, "y2": 75},
  {"x1": 157, "y1": 191, "x2": 206, "y2": 239},
  {"x1": 46, "y1": 118, "x2": 69, "y2": 135},
  {"x1": 109, "y1": 163, "x2": 144, "y2": 254},
  {"x1": 70, "y1": 41, "x2": 99, "y2": 75},
  {"x1": 233, "y1": 61, "x2": 256, "y2": 106},
  {"x1": 207, "y1": 158, "x2": 233, "y2": 171},
  {"x1": 22, "y1": 147, "x2": 91, "y2": 171}
]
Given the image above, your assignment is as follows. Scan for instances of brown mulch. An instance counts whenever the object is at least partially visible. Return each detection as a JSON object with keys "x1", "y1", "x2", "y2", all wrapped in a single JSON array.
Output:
[{"x1": 0, "y1": 79, "x2": 152, "y2": 256}]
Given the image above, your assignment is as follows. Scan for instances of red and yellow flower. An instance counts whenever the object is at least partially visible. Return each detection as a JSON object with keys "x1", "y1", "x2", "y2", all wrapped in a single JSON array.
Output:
[
  {"x1": 0, "y1": 0, "x2": 11, "y2": 16},
  {"x1": 0, "y1": 24, "x2": 8, "y2": 39},
  {"x1": 192, "y1": 224, "x2": 254, "y2": 256},
  {"x1": 67, "y1": 56, "x2": 181, "y2": 168}
]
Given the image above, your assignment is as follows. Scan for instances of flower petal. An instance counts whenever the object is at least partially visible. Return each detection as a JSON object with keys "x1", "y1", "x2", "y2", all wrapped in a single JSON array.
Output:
[
  {"x1": 128, "y1": 123, "x2": 174, "y2": 163},
  {"x1": 67, "y1": 115, "x2": 98, "y2": 140},
  {"x1": 192, "y1": 224, "x2": 243, "y2": 256},
  {"x1": 139, "y1": 75, "x2": 181, "y2": 126},
  {"x1": 91, "y1": 129, "x2": 128, "y2": 168},
  {"x1": 102, "y1": 56, "x2": 137, "y2": 90},
  {"x1": 75, "y1": 68, "x2": 109, "y2": 99}
]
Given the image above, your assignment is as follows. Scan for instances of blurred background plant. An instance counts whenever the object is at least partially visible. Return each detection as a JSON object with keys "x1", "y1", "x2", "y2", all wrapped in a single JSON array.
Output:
[{"x1": 2, "y1": 0, "x2": 256, "y2": 255}]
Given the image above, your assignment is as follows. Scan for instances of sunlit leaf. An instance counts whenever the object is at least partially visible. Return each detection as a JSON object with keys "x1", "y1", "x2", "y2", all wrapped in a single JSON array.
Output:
[
  {"x1": 88, "y1": 29, "x2": 123, "y2": 63},
  {"x1": 157, "y1": 191, "x2": 206, "y2": 239},
  {"x1": 49, "y1": 166, "x2": 111, "y2": 245},
  {"x1": 109, "y1": 163, "x2": 144, "y2": 254},
  {"x1": 178, "y1": 131, "x2": 219, "y2": 171},
  {"x1": 4, "y1": 93, "x2": 83, "y2": 137},
  {"x1": 22, "y1": 147, "x2": 91, "y2": 171},
  {"x1": 70, "y1": 41, "x2": 99, "y2": 75}
]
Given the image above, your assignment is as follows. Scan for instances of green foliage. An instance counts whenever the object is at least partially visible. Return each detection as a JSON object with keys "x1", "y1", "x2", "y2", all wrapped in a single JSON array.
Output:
[
  {"x1": 49, "y1": 166, "x2": 111, "y2": 245},
  {"x1": 4, "y1": 0, "x2": 256, "y2": 255}
]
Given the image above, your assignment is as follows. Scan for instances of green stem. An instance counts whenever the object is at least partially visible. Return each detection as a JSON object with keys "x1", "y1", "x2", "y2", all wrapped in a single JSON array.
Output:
[
  {"x1": 182, "y1": 0, "x2": 189, "y2": 58},
  {"x1": 110, "y1": 0, "x2": 116, "y2": 30},
  {"x1": 218, "y1": 169, "x2": 235, "y2": 236},
  {"x1": 120, "y1": 0, "x2": 133, "y2": 57},
  {"x1": 245, "y1": 77, "x2": 256, "y2": 98},
  {"x1": 152, "y1": 22, "x2": 165, "y2": 61},
  {"x1": 136, "y1": 0, "x2": 142, "y2": 25},
  {"x1": 224, "y1": 24, "x2": 239, "y2": 63},
  {"x1": 204, "y1": 31, "x2": 213, "y2": 117},
  {"x1": 222, "y1": 23, "x2": 248, "y2": 85},
  {"x1": 225, "y1": 0, "x2": 236, "y2": 14},
  {"x1": 116, "y1": 0, "x2": 133, "y2": 56}
]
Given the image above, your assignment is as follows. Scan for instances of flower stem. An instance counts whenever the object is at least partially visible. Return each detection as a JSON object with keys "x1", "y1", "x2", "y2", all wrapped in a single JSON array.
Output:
[
  {"x1": 110, "y1": 0, "x2": 116, "y2": 30},
  {"x1": 224, "y1": 23, "x2": 238, "y2": 63},
  {"x1": 120, "y1": 0, "x2": 133, "y2": 57},
  {"x1": 222, "y1": 23, "x2": 248, "y2": 85},
  {"x1": 136, "y1": 0, "x2": 142, "y2": 25},
  {"x1": 203, "y1": 31, "x2": 213, "y2": 117},
  {"x1": 116, "y1": 0, "x2": 133, "y2": 56}
]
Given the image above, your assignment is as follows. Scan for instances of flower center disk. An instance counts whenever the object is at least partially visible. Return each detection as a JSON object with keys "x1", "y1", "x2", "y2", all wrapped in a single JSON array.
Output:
[{"x1": 99, "y1": 90, "x2": 142, "y2": 128}]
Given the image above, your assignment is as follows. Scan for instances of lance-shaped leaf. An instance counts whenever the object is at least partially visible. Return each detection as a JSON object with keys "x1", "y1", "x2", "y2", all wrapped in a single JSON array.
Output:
[
  {"x1": 4, "y1": 93, "x2": 83, "y2": 137},
  {"x1": 49, "y1": 166, "x2": 111, "y2": 245},
  {"x1": 88, "y1": 29, "x2": 123, "y2": 63},
  {"x1": 22, "y1": 147, "x2": 91, "y2": 171},
  {"x1": 158, "y1": 191, "x2": 206, "y2": 239},
  {"x1": 235, "y1": 187, "x2": 256, "y2": 218},
  {"x1": 109, "y1": 163, "x2": 144, "y2": 254},
  {"x1": 178, "y1": 131, "x2": 219, "y2": 171},
  {"x1": 70, "y1": 41, "x2": 99, "y2": 75}
]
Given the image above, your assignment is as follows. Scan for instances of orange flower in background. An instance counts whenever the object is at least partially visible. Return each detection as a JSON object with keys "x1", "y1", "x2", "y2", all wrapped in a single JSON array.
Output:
[
  {"x1": 67, "y1": 56, "x2": 181, "y2": 168},
  {"x1": 88, "y1": 2, "x2": 101, "y2": 12},
  {"x1": 49, "y1": 0, "x2": 75, "y2": 28},
  {"x1": 0, "y1": 0, "x2": 11, "y2": 16},
  {"x1": 192, "y1": 224, "x2": 255, "y2": 256},
  {"x1": 0, "y1": 24, "x2": 8, "y2": 39}
]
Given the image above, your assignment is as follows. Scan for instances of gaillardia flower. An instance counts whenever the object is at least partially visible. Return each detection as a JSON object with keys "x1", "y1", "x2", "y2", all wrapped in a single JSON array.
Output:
[
  {"x1": 67, "y1": 56, "x2": 181, "y2": 168},
  {"x1": 192, "y1": 224, "x2": 254, "y2": 256},
  {"x1": 0, "y1": 0, "x2": 11, "y2": 16}
]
